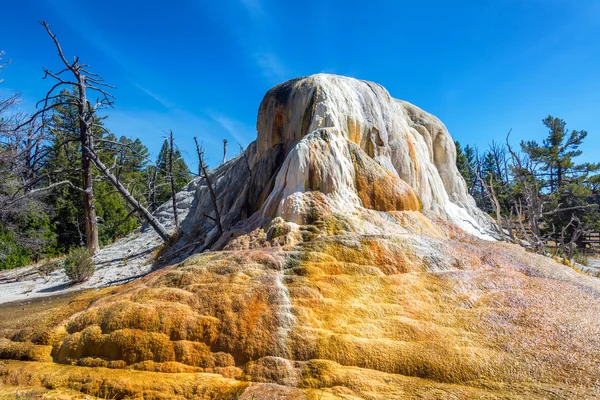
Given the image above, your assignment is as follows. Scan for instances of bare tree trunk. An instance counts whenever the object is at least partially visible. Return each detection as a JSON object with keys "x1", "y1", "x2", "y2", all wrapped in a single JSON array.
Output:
[
  {"x1": 506, "y1": 132, "x2": 545, "y2": 253},
  {"x1": 222, "y1": 139, "x2": 228, "y2": 165},
  {"x1": 75, "y1": 215, "x2": 84, "y2": 247},
  {"x1": 194, "y1": 139, "x2": 202, "y2": 177},
  {"x1": 507, "y1": 207, "x2": 515, "y2": 241},
  {"x1": 475, "y1": 167, "x2": 505, "y2": 240},
  {"x1": 77, "y1": 77, "x2": 99, "y2": 255},
  {"x1": 23, "y1": 136, "x2": 35, "y2": 190},
  {"x1": 168, "y1": 131, "x2": 179, "y2": 233},
  {"x1": 560, "y1": 215, "x2": 587, "y2": 261},
  {"x1": 83, "y1": 146, "x2": 171, "y2": 243},
  {"x1": 194, "y1": 137, "x2": 222, "y2": 236},
  {"x1": 488, "y1": 175, "x2": 505, "y2": 240},
  {"x1": 148, "y1": 165, "x2": 158, "y2": 211},
  {"x1": 238, "y1": 142, "x2": 252, "y2": 178}
]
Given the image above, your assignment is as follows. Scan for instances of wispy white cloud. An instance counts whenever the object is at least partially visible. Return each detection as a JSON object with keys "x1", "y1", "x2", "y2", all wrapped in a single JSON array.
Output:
[
  {"x1": 192, "y1": 0, "x2": 290, "y2": 85},
  {"x1": 238, "y1": 0, "x2": 266, "y2": 18},
  {"x1": 208, "y1": 111, "x2": 255, "y2": 146},
  {"x1": 253, "y1": 52, "x2": 288, "y2": 82},
  {"x1": 45, "y1": 0, "x2": 259, "y2": 169},
  {"x1": 134, "y1": 83, "x2": 174, "y2": 109},
  {"x1": 102, "y1": 108, "x2": 222, "y2": 168}
]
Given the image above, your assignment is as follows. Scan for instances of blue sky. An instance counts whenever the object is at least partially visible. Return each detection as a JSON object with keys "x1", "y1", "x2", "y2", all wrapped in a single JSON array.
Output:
[{"x1": 1, "y1": 0, "x2": 599, "y2": 169}]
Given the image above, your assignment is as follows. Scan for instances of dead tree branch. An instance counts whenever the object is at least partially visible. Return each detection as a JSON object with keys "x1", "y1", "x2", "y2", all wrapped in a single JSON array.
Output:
[
  {"x1": 168, "y1": 131, "x2": 179, "y2": 233},
  {"x1": 194, "y1": 137, "x2": 223, "y2": 237},
  {"x1": 83, "y1": 146, "x2": 171, "y2": 243}
]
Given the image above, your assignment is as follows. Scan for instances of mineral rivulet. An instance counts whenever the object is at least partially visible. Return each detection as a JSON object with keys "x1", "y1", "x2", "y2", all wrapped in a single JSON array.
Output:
[{"x1": 1, "y1": 75, "x2": 599, "y2": 399}]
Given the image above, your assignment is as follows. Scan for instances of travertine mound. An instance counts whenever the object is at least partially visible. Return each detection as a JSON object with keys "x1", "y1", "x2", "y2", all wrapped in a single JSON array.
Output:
[
  {"x1": 3, "y1": 74, "x2": 494, "y2": 301},
  {"x1": 1, "y1": 75, "x2": 599, "y2": 399},
  {"x1": 173, "y1": 74, "x2": 497, "y2": 257},
  {"x1": 253, "y1": 75, "x2": 493, "y2": 237}
]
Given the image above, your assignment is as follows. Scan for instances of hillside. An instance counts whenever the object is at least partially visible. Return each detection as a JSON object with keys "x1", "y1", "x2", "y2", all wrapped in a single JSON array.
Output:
[{"x1": 0, "y1": 74, "x2": 599, "y2": 399}]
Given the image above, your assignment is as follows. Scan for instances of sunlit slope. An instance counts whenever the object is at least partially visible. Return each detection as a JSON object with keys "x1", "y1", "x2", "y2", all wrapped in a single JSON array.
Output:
[
  {"x1": 1, "y1": 74, "x2": 598, "y2": 399},
  {"x1": 1, "y1": 223, "x2": 599, "y2": 399}
]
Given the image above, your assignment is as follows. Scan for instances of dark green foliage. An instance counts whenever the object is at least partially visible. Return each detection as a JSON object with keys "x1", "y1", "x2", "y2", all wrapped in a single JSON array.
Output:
[
  {"x1": 39, "y1": 90, "x2": 191, "y2": 249},
  {"x1": 521, "y1": 116, "x2": 600, "y2": 252},
  {"x1": 522, "y1": 116, "x2": 589, "y2": 192},
  {"x1": 455, "y1": 141, "x2": 473, "y2": 185},
  {"x1": 47, "y1": 183, "x2": 83, "y2": 251},
  {"x1": 63, "y1": 247, "x2": 95, "y2": 283},
  {"x1": 457, "y1": 116, "x2": 600, "y2": 259},
  {"x1": 95, "y1": 182, "x2": 139, "y2": 245},
  {"x1": 149, "y1": 140, "x2": 191, "y2": 211},
  {"x1": 0, "y1": 203, "x2": 57, "y2": 270},
  {"x1": 0, "y1": 224, "x2": 32, "y2": 269},
  {"x1": 0, "y1": 88, "x2": 192, "y2": 268}
]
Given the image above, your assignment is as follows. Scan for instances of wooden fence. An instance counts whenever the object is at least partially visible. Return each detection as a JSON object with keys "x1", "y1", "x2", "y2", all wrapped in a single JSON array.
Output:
[
  {"x1": 583, "y1": 232, "x2": 600, "y2": 253},
  {"x1": 501, "y1": 224, "x2": 600, "y2": 255}
]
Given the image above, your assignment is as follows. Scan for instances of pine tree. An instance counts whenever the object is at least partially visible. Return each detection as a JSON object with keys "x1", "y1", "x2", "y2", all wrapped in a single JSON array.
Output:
[
  {"x1": 455, "y1": 141, "x2": 472, "y2": 184},
  {"x1": 455, "y1": 141, "x2": 484, "y2": 207},
  {"x1": 41, "y1": 90, "x2": 160, "y2": 249},
  {"x1": 520, "y1": 116, "x2": 600, "y2": 256},
  {"x1": 149, "y1": 139, "x2": 191, "y2": 211},
  {"x1": 522, "y1": 116, "x2": 590, "y2": 193}
]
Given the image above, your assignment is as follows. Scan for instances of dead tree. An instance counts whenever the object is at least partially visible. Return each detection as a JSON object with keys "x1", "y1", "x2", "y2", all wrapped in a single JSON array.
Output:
[
  {"x1": 475, "y1": 170, "x2": 505, "y2": 240},
  {"x1": 222, "y1": 139, "x2": 228, "y2": 165},
  {"x1": 15, "y1": 22, "x2": 117, "y2": 253},
  {"x1": 193, "y1": 139, "x2": 201, "y2": 177},
  {"x1": 0, "y1": 52, "x2": 19, "y2": 125},
  {"x1": 1, "y1": 55, "x2": 51, "y2": 207},
  {"x1": 468, "y1": 147, "x2": 505, "y2": 240},
  {"x1": 194, "y1": 137, "x2": 222, "y2": 236},
  {"x1": 238, "y1": 142, "x2": 252, "y2": 178},
  {"x1": 506, "y1": 130, "x2": 599, "y2": 257},
  {"x1": 0, "y1": 50, "x2": 9, "y2": 86},
  {"x1": 147, "y1": 164, "x2": 159, "y2": 211},
  {"x1": 168, "y1": 131, "x2": 179, "y2": 233},
  {"x1": 506, "y1": 133, "x2": 545, "y2": 252},
  {"x1": 17, "y1": 22, "x2": 170, "y2": 250},
  {"x1": 0, "y1": 116, "x2": 72, "y2": 211},
  {"x1": 48, "y1": 22, "x2": 101, "y2": 253},
  {"x1": 0, "y1": 110, "x2": 59, "y2": 255},
  {"x1": 83, "y1": 146, "x2": 170, "y2": 242}
]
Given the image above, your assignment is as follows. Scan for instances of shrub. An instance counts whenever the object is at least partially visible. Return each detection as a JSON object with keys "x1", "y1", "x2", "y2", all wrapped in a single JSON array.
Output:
[
  {"x1": 573, "y1": 250, "x2": 589, "y2": 266},
  {"x1": 63, "y1": 248, "x2": 95, "y2": 284},
  {"x1": 39, "y1": 259, "x2": 61, "y2": 276}
]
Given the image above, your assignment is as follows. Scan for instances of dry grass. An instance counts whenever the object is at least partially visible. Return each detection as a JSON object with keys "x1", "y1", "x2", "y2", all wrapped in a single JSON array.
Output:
[{"x1": 1, "y1": 227, "x2": 600, "y2": 398}]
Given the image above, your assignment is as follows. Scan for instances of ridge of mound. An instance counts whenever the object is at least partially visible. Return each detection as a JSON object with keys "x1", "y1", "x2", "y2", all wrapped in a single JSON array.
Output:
[{"x1": 1, "y1": 229, "x2": 600, "y2": 398}]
